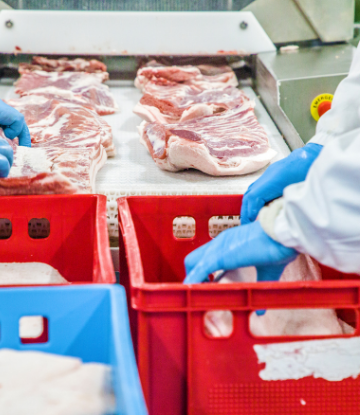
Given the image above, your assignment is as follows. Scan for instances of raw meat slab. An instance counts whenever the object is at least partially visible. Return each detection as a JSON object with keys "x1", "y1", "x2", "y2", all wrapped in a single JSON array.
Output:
[
  {"x1": 134, "y1": 85, "x2": 249, "y2": 124},
  {"x1": 19, "y1": 56, "x2": 107, "y2": 74},
  {"x1": 135, "y1": 63, "x2": 238, "y2": 92},
  {"x1": 6, "y1": 95, "x2": 115, "y2": 157},
  {"x1": 139, "y1": 100, "x2": 276, "y2": 176},
  {"x1": 0, "y1": 138, "x2": 105, "y2": 194},
  {"x1": 15, "y1": 71, "x2": 118, "y2": 116}
]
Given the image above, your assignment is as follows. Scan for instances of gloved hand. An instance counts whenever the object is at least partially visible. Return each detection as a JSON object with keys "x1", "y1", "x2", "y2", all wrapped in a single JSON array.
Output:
[
  {"x1": 184, "y1": 221, "x2": 298, "y2": 285},
  {"x1": 0, "y1": 100, "x2": 31, "y2": 147},
  {"x1": 241, "y1": 143, "x2": 322, "y2": 225},
  {"x1": 0, "y1": 139, "x2": 14, "y2": 177}
]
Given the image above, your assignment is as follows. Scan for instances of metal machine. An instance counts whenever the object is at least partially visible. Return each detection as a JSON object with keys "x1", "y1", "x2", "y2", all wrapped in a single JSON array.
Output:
[{"x1": 247, "y1": 0, "x2": 356, "y2": 149}]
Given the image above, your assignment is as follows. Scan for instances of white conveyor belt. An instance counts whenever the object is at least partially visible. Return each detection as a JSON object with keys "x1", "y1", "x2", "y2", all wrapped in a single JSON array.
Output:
[{"x1": 0, "y1": 79, "x2": 290, "y2": 238}]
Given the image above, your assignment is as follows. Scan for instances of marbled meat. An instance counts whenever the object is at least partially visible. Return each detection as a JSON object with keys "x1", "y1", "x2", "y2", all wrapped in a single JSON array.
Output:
[
  {"x1": 134, "y1": 85, "x2": 249, "y2": 124},
  {"x1": 138, "y1": 100, "x2": 276, "y2": 176},
  {"x1": 0, "y1": 135, "x2": 103, "y2": 195},
  {"x1": 6, "y1": 95, "x2": 115, "y2": 157},
  {"x1": 15, "y1": 71, "x2": 118, "y2": 115},
  {"x1": 135, "y1": 63, "x2": 238, "y2": 92},
  {"x1": 19, "y1": 56, "x2": 107, "y2": 74}
]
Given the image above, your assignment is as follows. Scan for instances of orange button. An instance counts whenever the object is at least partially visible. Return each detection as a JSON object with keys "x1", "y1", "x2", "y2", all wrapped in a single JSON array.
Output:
[{"x1": 317, "y1": 100, "x2": 332, "y2": 118}]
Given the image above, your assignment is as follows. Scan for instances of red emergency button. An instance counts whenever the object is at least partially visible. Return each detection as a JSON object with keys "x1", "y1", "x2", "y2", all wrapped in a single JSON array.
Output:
[
  {"x1": 317, "y1": 100, "x2": 332, "y2": 117},
  {"x1": 310, "y1": 93, "x2": 334, "y2": 121}
]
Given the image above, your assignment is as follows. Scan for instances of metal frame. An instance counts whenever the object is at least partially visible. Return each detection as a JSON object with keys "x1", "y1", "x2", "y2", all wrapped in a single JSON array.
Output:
[{"x1": 0, "y1": 10, "x2": 275, "y2": 55}]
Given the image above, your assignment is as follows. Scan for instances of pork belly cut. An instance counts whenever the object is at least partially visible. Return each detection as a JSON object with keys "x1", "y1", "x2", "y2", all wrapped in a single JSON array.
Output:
[
  {"x1": 19, "y1": 56, "x2": 107, "y2": 74},
  {"x1": 134, "y1": 86, "x2": 249, "y2": 124},
  {"x1": 0, "y1": 137, "x2": 105, "y2": 194},
  {"x1": 15, "y1": 71, "x2": 118, "y2": 116},
  {"x1": 6, "y1": 95, "x2": 115, "y2": 157},
  {"x1": 135, "y1": 63, "x2": 238, "y2": 92},
  {"x1": 138, "y1": 101, "x2": 276, "y2": 176}
]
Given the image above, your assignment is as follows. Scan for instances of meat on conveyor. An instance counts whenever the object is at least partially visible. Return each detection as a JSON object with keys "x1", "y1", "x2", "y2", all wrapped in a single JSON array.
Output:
[
  {"x1": 0, "y1": 133, "x2": 104, "y2": 195},
  {"x1": 19, "y1": 56, "x2": 107, "y2": 74},
  {"x1": 6, "y1": 95, "x2": 115, "y2": 157},
  {"x1": 135, "y1": 62, "x2": 238, "y2": 92},
  {"x1": 134, "y1": 85, "x2": 249, "y2": 124},
  {"x1": 138, "y1": 100, "x2": 276, "y2": 176},
  {"x1": 14, "y1": 71, "x2": 118, "y2": 116}
]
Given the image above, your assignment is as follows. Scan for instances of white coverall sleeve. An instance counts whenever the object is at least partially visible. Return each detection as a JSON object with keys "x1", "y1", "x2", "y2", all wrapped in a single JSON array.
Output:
[
  {"x1": 265, "y1": 131, "x2": 360, "y2": 273},
  {"x1": 309, "y1": 44, "x2": 360, "y2": 146}
]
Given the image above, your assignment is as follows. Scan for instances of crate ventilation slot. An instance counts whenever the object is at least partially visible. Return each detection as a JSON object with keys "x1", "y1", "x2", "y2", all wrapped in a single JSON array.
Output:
[{"x1": 28, "y1": 218, "x2": 50, "y2": 239}]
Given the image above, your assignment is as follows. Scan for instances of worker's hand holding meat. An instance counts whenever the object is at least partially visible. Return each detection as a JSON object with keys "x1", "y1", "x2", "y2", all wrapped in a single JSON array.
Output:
[
  {"x1": 0, "y1": 99, "x2": 31, "y2": 147},
  {"x1": 183, "y1": 221, "x2": 298, "y2": 285},
  {"x1": 241, "y1": 143, "x2": 322, "y2": 224}
]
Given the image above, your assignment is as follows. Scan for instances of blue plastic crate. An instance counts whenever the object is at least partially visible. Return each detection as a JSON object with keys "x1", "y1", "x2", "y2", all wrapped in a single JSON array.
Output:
[{"x1": 0, "y1": 284, "x2": 148, "y2": 415}]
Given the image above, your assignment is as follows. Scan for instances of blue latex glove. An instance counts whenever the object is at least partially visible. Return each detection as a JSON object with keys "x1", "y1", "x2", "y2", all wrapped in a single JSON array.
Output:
[
  {"x1": 0, "y1": 100, "x2": 31, "y2": 147},
  {"x1": 184, "y1": 221, "x2": 298, "y2": 285},
  {"x1": 241, "y1": 143, "x2": 322, "y2": 225},
  {"x1": 0, "y1": 139, "x2": 14, "y2": 177}
]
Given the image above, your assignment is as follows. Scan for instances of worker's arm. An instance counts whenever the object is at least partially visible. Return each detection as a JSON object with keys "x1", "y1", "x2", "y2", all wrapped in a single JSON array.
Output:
[
  {"x1": 259, "y1": 131, "x2": 360, "y2": 273},
  {"x1": 241, "y1": 43, "x2": 360, "y2": 224},
  {"x1": 0, "y1": 100, "x2": 31, "y2": 147}
]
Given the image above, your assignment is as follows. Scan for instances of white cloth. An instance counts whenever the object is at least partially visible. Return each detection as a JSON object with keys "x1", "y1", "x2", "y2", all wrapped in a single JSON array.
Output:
[{"x1": 259, "y1": 42, "x2": 360, "y2": 273}]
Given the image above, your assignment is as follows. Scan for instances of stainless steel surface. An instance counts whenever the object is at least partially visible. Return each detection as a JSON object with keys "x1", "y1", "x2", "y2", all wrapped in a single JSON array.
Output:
[
  {"x1": 245, "y1": 0, "x2": 354, "y2": 44},
  {"x1": 245, "y1": 0, "x2": 317, "y2": 44},
  {"x1": 256, "y1": 44, "x2": 355, "y2": 148},
  {"x1": 0, "y1": 0, "x2": 11, "y2": 9},
  {"x1": 3, "y1": 0, "x2": 256, "y2": 11},
  {"x1": 295, "y1": 0, "x2": 354, "y2": 43}
]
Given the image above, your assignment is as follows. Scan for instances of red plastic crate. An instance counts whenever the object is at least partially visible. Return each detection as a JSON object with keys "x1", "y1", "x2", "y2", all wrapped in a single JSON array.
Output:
[
  {"x1": 118, "y1": 195, "x2": 360, "y2": 415},
  {"x1": 0, "y1": 194, "x2": 114, "y2": 284}
]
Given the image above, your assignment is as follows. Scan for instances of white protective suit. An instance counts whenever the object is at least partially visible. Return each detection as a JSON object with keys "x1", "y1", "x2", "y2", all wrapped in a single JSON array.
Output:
[{"x1": 258, "y1": 43, "x2": 360, "y2": 273}]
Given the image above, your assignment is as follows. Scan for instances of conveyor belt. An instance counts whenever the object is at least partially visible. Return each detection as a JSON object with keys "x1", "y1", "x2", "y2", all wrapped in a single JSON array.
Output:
[{"x1": 0, "y1": 79, "x2": 290, "y2": 238}]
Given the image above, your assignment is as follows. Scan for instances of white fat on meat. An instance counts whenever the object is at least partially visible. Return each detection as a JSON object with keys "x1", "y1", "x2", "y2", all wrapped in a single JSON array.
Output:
[
  {"x1": 6, "y1": 95, "x2": 115, "y2": 158},
  {"x1": 19, "y1": 56, "x2": 107, "y2": 74},
  {"x1": 0, "y1": 262, "x2": 67, "y2": 285},
  {"x1": 0, "y1": 143, "x2": 105, "y2": 194},
  {"x1": 138, "y1": 100, "x2": 276, "y2": 176},
  {"x1": 0, "y1": 350, "x2": 115, "y2": 415},
  {"x1": 135, "y1": 63, "x2": 238, "y2": 92},
  {"x1": 133, "y1": 86, "x2": 248, "y2": 124},
  {"x1": 15, "y1": 71, "x2": 118, "y2": 116},
  {"x1": 205, "y1": 255, "x2": 353, "y2": 338}
]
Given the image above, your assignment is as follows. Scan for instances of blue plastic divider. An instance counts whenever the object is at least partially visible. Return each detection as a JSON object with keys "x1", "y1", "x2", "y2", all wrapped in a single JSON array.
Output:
[{"x1": 0, "y1": 284, "x2": 148, "y2": 415}]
